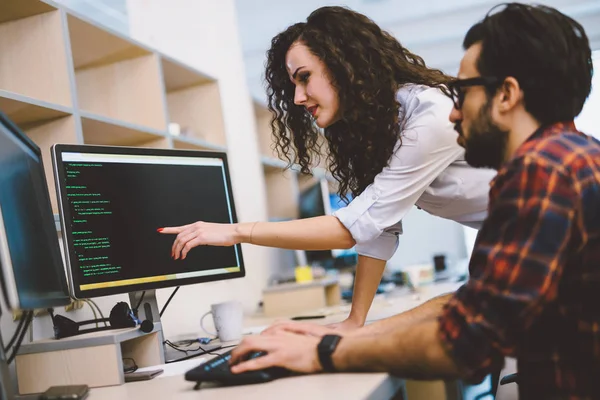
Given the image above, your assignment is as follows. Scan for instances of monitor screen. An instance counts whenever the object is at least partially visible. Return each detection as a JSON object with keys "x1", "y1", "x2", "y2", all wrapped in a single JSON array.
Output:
[
  {"x1": 298, "y1": 179, "x2": 333, "y2": 263},
  {"x1": 52, "y1": 145, "x2": 245, "y2": 299},
  {"x1": 0, "y1": 113, "x2": 70, "y2": 310}
]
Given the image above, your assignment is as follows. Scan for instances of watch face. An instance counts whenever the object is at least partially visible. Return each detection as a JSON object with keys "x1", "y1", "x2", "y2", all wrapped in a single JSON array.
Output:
[
  {"x1": 320, "y1": 334, "x2": 342, "y2": 349},
  {"x1": 318, "y1": 335, "x2": 342, "y2": 372}
]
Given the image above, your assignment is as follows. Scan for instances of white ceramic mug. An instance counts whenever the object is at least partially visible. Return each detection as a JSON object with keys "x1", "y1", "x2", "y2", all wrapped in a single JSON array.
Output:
[{"x1": 200, "y1": 300, "x2": 243, "y2": 342}]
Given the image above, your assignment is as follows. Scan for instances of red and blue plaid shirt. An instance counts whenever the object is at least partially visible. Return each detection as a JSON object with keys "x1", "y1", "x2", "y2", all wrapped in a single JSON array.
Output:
[{"x1": 438, "y1": 121, "x2": 600, "y2": 399}]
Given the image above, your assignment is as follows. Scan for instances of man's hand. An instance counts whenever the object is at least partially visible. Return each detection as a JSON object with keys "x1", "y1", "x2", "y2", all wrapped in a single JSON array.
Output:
[
  {"x1": 327, "y1": 318, "x2": 363, "y2": 332},
  {"x1": 230, "y1": 332, "x2": 324, "y2": 374}
]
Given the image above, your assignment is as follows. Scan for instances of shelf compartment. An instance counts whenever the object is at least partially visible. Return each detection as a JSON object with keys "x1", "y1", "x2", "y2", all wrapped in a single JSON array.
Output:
[
  {"x1": 0, "y1": 0, "x2": 56, "y2": 24},
  {"x1": 264, "y1": 168, "x2": 300, "y2": 221},
  {"x1": 163, "y1": 57, "x2": 226, "y2": 148},
  {"x1": 254, "y1": 101, "x2": 277, "y2": 158},
  {"x1": 75, "y1": 52, "x2": 167, "y2": 131},
  {"x1": 68, "y1": 15, "x2": 166, "y2": 131},
  {"x1": 161, "y1": 55, "x2": 213, "y2": 92},
  {"x1": 172, "y1": 136, "x2": 227, "y2": 152},
  {"x1": 81, "y1": 112, "x2": 169, "y2": 148},
  {"x1": 67, "y1": 13, "x2": 151, "y2": 70},
  {"x1": 0, "y1": 90, "x2": 72, "y2": 129},
  {"x1": 24, "y1": 115, "x2": 79, "y2": 213},
  {"x1": 0, "y1": 8, "x2": 72, "y2": 107}
]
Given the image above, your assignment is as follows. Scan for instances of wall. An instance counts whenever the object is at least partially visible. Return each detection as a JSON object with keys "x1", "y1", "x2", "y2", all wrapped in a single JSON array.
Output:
[{"x1": 575, "y1": 50, "x2": 600, "y2": 139}]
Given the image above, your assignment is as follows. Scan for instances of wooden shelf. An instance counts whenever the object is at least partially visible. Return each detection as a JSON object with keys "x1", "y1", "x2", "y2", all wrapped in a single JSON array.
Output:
[
  {"x1": 264, "y1": 168, "x2": 299, "y2": 221},
  {"x1": 166, "y1": 81, "x2": 226, "y2": 147},
  {"x1": 67, "y1": 14, "x2": 151, "y2": 70},
  {"x1": 254, "y1": 101, "x2": 277, "y2": 158},
  {"x1": 172, "y1": 136, "x2": 227, "y2": 152},
  {"x1": 80, "y1": 111, "x2": 169, "y2": 148},
  {"x1": 261, "y1": 156, "x2": 288, "y2": 171},
  {"x1": 161, "y1": 56, "x2": 213, "y2": 92},
  {"x1": 0, "y1": 90, "x2": 72, "y2": 129},
  {"x1": 0, "y1": 0, "x2": 56, "y2": 24},
  {"x1": 0, "y1": 8, "x2": 72, "y2": 106},
  {"x1": 162, "y1": 57, "x2": 226, "y2": 148},
  {"x1": 75, "y1": 52, "x2": 167, "y2": 130},
  {"x1": 24, "y1": 115, "x2": 79, "y2": 213},
  {"x1": 68, "y1": 15, "x2": 166, "y2": 130}
]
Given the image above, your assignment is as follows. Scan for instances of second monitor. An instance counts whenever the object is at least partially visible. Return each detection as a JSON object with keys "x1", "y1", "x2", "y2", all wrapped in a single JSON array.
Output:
[{"x1": 52, "y1": 145, "x2": 245, "y2": 301}]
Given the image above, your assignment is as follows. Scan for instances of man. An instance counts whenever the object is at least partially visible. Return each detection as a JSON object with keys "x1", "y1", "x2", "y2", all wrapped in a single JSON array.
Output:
[{"x1": 230, "y1": 3, "x2": 599, "y2": 398}]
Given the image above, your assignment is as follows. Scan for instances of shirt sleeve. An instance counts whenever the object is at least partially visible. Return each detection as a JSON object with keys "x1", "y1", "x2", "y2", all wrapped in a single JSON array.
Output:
[
  {"x1": 438, "y1": 155, "x2": 577, "y2": 383},
  {"x1": 333, "y1": 88, "x2": 462, "y2": 260}
]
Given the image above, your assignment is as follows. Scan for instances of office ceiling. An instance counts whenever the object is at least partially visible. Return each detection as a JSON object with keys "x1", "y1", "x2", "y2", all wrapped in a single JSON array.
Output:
[{"x1": 234, "y1": 0, "x2": 600, "y2": 103}]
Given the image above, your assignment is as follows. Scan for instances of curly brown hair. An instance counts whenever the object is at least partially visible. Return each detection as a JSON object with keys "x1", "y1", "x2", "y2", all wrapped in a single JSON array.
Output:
[{"x1": 265, "y1": 6, "x2": 453, "y2": 201}]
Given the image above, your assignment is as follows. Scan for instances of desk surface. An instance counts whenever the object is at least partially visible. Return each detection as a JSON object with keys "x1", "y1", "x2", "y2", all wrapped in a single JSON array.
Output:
[
  {"x1": 87, "y1": 281, "x2": 463, "y2": 400},
  {"x1": 88, "y1": 371, "x2": 404, "y2": 400}
]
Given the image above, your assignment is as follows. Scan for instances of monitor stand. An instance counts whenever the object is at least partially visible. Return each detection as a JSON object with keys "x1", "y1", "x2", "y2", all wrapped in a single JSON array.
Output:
[{"x1": 128, "y1": 290, "x2": 220, "y2": 364}]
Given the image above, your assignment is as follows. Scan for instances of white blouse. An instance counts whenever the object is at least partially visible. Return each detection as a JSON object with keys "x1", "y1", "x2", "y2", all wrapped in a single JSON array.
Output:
[{"x1": 333, "y1": 84, "x2": 496, "y2": 260}]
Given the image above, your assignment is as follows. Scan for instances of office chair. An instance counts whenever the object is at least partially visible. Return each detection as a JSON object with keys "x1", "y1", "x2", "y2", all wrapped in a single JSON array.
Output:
[{"x1": 472, "y1": 369, "x2": 502, "y2": 400}]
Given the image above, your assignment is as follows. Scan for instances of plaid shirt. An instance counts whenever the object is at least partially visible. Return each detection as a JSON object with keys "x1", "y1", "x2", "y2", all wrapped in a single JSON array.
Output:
[{"x1": 438, "y1": 121, "x2": 600, "y2": 399}]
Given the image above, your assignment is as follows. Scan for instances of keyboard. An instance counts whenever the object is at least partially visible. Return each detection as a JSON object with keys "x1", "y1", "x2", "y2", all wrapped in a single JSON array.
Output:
[{"x1": 184, "y1": 348, "x2": 291, "y2": 386}]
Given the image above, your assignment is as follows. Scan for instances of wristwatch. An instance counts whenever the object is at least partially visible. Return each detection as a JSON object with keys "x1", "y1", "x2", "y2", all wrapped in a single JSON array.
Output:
[{"x1": 317, "y1": 334, "x2": 342, "y2": 372}]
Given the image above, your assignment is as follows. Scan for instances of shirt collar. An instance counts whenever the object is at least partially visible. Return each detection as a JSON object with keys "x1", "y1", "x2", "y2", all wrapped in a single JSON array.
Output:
[
  {"x1": 488, "y1": 120, "x2": 577, "y2": 188},
  {"x1": 512, "y1": 120, "x2": 577, "y2": 160}
]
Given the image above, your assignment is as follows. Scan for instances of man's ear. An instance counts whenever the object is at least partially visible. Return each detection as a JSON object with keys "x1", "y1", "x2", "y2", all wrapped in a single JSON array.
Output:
[{"x1": 497, "y1": 76, "x2": 523, "y2": 112}]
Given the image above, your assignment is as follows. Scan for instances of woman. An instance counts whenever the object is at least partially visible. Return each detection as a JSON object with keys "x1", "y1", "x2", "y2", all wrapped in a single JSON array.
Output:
[{"x1": 160, "y1": 6, "x2": 495, "y2": 330}]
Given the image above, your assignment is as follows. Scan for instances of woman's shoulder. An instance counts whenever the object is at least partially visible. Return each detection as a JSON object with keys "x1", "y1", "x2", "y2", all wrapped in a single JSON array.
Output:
[
  {"x1": 396, "y1": 84, "x2": 454, "y2": 131},
  {"x1": 396, "y1": 84, "x2": 451, "y2": 113}
]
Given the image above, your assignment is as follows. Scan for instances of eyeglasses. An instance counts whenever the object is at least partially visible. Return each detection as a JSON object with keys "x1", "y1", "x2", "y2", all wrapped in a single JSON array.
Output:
[{"x1": 447, "y1": 76, "x2": 504, "y2": 110}]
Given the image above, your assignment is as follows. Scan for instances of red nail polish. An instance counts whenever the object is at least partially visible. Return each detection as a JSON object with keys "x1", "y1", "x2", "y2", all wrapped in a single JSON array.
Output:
[{"x1": 157, "y1": 228, "x2": 164, "y2": 232}]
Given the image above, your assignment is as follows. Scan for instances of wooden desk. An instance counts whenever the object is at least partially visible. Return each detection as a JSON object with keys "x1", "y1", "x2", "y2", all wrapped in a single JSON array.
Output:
[
  {"x1": 87, "y1": 371, "x2": 405, "y2": 400},
  {"x1": 86, "y1": 281, "x2": 464, "y2": 400}
]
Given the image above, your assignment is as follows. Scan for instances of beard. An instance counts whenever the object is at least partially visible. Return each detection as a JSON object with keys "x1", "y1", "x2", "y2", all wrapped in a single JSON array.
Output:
[{"x1": 460, "y1": 100, "x2": 509, "y2": 170}]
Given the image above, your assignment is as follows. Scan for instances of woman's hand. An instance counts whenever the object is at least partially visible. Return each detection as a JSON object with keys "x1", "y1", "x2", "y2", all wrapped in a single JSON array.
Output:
[
  {"x1": 158, "y1": 221, "x2": 240, "y2": 260},
  {"x1": 326, "y1": 318, "x2": 364, "y2": 332}
]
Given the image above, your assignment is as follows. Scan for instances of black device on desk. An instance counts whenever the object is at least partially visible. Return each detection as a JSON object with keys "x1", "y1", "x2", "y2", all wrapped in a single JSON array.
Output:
[{"x1": 185, "y1": 348, "x2": 291, "y2": 387}]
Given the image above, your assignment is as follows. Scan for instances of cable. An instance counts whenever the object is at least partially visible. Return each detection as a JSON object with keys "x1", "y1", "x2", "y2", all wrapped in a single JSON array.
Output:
[
  {"x1": 7, "y1": 311, "x2": 33, "y2": 364},
  {"x1": 86, "y1": 299, "x2": 108, "y2": 327},
  {"x1": 83, "y1": 300, "x2": 98, "y2": 328},
  {"x1": 3, "y1": 311, "x2": 27, "y2": 352},
  {"x1": 123, "y1": 357, "x2": 138, "y2": 374},
  {"x1": 160, "y1": 286, "x2": 180, "y2": 317},
  {"x1": 163, "y1": 340, "x2": 236, "y2": 364},
  {"x1": 133, "y1": 291, "x2": 146, "y2": 315}
]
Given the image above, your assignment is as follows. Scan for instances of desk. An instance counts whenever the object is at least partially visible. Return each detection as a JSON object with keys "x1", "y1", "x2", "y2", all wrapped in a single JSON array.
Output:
[
  {"x1": 86, "y1": 281, "x2": 464, "y2": 400},
  {"x1": 87, "y1": 372, "x2": 405, "y2": 400}
]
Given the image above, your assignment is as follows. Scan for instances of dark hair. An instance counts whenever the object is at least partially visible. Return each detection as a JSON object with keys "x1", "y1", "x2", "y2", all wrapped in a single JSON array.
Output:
[
  {"x1": 463, "y1": 3, "x2": 593, "y2": 125},
  {"x1": 265, "y1": 6, "x2": 452, "y2": 200}
]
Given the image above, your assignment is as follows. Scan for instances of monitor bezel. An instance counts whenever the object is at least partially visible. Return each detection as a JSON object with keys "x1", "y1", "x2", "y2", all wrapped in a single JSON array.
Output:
[
  {"x1": 0, "y1": 111, "x2": 70, "y2": 310},
  {"x1": 52, "y1": 144, "x2": 246, "y2": 299}
]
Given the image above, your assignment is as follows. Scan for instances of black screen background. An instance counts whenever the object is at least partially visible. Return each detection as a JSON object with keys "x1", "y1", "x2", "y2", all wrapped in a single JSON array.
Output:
[
  {"x1": 62, "y1": 160, "x2": 240, "y2": 287},
  {"x1": 0, "y1": 124, "x2": 69, "y2": 309}
]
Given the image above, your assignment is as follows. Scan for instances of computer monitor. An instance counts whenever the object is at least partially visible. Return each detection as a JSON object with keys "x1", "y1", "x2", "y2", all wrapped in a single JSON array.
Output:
[
  {"x1": 298, "y1": 179, "x2": 333, "y2": 264},
  {"x1": 298, "y1": 179, "x2": 357, "y2": 266},
  {"x1": 0, "y1": 112, "x2": 70, "y2": 311},
  {"x1": 51, "y1": 145, "x2": 245, "y2": 301}
]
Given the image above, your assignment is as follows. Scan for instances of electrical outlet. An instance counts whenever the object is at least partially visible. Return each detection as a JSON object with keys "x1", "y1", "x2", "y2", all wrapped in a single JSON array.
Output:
[{"x1": 64, "y1": 299, "x2": 85, "y2": 312}]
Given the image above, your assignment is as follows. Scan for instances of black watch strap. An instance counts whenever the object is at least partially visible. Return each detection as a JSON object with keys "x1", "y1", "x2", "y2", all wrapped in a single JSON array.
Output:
[{"x1": 318, "y1": 334, "x2": 342, "y2": 372}]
